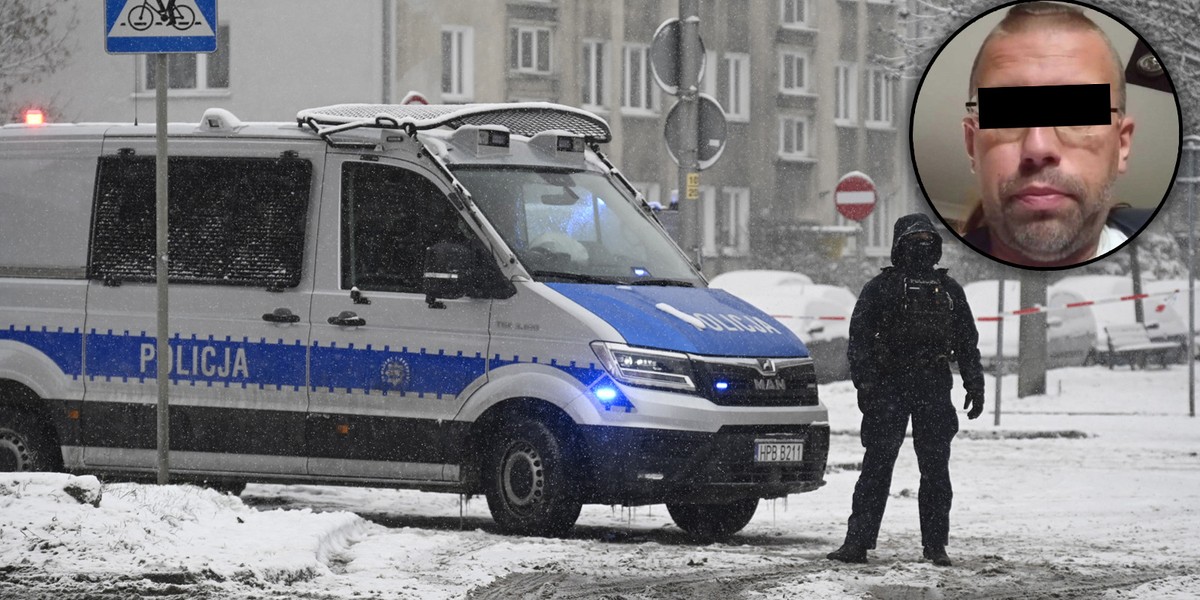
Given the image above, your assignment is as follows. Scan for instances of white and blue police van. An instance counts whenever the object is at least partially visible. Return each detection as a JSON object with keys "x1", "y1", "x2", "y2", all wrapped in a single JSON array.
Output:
[{"x1": 0, "y1": 102, "x2": 828, "y2": 539}]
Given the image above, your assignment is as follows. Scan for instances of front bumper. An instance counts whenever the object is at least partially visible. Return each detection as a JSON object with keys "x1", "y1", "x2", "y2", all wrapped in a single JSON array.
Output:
[{"x1": 576, "y1": 422, "x2": 829, "y2": 505}]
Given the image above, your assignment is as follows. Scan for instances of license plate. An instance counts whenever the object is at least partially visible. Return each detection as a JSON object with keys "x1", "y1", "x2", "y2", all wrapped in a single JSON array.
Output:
[{"x1": 754, "y1": 440, "x2": 804, "y2": 463}]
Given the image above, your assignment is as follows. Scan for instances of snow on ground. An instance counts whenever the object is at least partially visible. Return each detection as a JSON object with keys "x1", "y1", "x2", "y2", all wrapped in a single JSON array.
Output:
[
  {"x1": 0, "y1": 475, "x2": 368, "y2": 593},
  {"x1": 1, "y1": 365, "x2": 1198, "y2": 598}
]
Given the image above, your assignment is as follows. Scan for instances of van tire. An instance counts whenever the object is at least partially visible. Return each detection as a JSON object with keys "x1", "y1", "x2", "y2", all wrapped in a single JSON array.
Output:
[
  {"x1": 667, "y1": 498, "x2": 758, "y2": 542},
  {"x1": 484, "y1": 418, "x2": 582, "y2": 537},
  {"x1": 0, "y1": 407, "x2": 57, "y2": 473}
]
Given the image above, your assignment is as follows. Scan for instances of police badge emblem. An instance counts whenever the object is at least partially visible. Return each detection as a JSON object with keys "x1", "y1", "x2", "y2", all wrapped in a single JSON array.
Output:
[{"x1": 380, "y1": 356, "x2": 411, "y2": 391}]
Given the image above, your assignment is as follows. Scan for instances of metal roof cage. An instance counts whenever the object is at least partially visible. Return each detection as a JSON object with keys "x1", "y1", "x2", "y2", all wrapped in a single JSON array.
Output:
[{"x1": 297, "y1": 102, "x2": 612, "y2": 144}]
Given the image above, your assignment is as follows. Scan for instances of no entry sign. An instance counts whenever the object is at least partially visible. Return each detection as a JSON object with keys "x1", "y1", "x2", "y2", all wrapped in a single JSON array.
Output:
[{"x1": 835, "y1": 171, "x2": 876, "y2": 222}]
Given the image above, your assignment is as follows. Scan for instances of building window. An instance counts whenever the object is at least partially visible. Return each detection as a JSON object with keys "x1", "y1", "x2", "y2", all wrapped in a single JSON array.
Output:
[
  {"x1": 510, "y1": 26, "x2": 552, "y2": 74},
  {"x1": 704, "y1": 187, "x2": 750, "y2": 257},
  {"x1": 781, "y1": 0, "x2": 811, "y2": 28},
  {"x1": 778, "y1": 115, "x2": 810, "y2": 159},
  {"x1": 866, "y1": 66, "x2": 894, "y2": 128},
  {"x1": 723, "y1": 53, "x2": 750, "y2": 122},
  {"x1": 622, "y1": 44, "x2": 658, "y2": 113},
  {"x1": 779, "y1": 49, "x2": 810, "y2": 94},
  {"x1": 834, "y1": 62, "x2": 856, "y2": 125},
  {"x1": 144, "y1": 24, "x2": 230, "y2": 91},
  {"x1": 581, "y1": 40, "x2": 607, "y2": 108},
  {"x1": 442, "y1": 27, "x2": 474, "y2": 101}
]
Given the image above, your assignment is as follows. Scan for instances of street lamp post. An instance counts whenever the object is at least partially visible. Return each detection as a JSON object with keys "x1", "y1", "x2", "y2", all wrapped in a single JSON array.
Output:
[{"x1": 1187, "y1": 136, "x2": 1197, "y2": 418}]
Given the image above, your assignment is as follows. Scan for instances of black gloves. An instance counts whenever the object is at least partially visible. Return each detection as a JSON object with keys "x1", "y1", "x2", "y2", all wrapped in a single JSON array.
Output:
[{"x1": 964, "y1": 390, "x2": 985, "y2": 420}]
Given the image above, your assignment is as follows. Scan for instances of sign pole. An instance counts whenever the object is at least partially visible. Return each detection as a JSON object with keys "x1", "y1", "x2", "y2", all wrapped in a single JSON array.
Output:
[
  {"x1": 155, "y1": 53, "x2": 171, "y2": 485},
  {"x1": 1188, "y1": 137, "x2": 1195, "y2": 418},
  {"x1": 1016, "y1": 271, "x2": 1046, "y2": 398},
  {"x1": 677, "y1": 0, "x2": 701, "y2": 269},
  {"x1": 994, "y1": 278, "x2": 1004, "y2": 427},
  {"x1": 106, "y1": 0, "x2": 218, "y2": 485}
]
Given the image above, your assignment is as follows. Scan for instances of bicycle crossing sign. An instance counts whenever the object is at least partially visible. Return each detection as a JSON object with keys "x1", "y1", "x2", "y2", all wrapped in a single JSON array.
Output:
[{"x1": 105, "y1": 0, "x2": 218, "y2": 54}]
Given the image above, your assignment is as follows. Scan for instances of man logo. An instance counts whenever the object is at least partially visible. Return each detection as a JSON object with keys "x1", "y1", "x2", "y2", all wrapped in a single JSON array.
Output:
[
  {"x1": 380, "y1": 356, "x2": 411, "y2": 391},
  {"x1": 757, "y1": 358, "x2": 777, "y2": 375},
  {"x1": 753, "y1": 378, "x2": 786, "y2": 391}
]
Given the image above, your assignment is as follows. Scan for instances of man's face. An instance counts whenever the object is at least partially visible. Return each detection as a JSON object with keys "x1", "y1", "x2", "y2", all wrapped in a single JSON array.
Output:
[{"x1": 964, "y1": 28, "x2": 1135, "y2": 266}]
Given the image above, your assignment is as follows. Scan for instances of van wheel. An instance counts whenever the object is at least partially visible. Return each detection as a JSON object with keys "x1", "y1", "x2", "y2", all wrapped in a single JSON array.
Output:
[
  {"x1": 484, "y1": 419, "x2": 582, "y2": 537},
  {"x1": 667, "y1": 498, "x2": 759, "y2": 542},
  {"x1": 0, "y1": 408, "x2": 57, "y2": 473}
]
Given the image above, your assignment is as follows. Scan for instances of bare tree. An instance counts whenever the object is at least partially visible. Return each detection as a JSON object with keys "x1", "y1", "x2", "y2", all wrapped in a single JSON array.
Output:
[{"x1": 0, "y1": 0, "x2": 77, "y2": 117}]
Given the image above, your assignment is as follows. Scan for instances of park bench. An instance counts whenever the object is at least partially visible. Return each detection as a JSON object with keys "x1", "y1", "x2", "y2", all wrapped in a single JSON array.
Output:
[{"x1": 1102, "y1": 323, "x2": 1183, "y2": 370}]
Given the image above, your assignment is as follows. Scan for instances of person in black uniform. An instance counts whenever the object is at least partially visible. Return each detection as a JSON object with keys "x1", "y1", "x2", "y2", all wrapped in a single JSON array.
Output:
[{"x1": 827, "y1": 213, "x2": 986, "y2": 567}]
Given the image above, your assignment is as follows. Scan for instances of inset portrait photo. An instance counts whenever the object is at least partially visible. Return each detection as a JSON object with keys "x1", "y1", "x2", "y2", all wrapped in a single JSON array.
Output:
[{"x1": 910, "y1": 0, "x2": 1181, "y2": 270}]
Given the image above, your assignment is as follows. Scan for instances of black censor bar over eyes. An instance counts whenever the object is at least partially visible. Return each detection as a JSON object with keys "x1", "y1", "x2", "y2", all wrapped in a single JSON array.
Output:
[{"x1": 976, "y1": 84, "x2": 1113, "y2": 129}]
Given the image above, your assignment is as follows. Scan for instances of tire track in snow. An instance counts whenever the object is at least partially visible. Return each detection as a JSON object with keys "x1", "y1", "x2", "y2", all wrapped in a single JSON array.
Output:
[{"x1": 466, "y1": 559, "x2": 1192, "y2": 599}]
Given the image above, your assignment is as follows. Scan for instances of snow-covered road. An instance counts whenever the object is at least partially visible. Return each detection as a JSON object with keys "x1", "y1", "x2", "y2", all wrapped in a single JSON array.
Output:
[{"x1": 2, "y1": 366, "x2": 1198, "y2": 599}]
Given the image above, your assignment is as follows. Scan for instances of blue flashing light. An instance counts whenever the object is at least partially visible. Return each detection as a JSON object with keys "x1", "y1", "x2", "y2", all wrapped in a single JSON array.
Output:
[
  {"x1": 590, "y1": 376, "x2": 635, "y2": 412},
  {"x1": 631, "y1": 267, "x2": 650, "y2": 277},
  {"x1": 715, "y1": 381, "x2": 730, "y2": 391},
  {"x1": 594, "y1": 386, "x2": 619, "y2": 402}
]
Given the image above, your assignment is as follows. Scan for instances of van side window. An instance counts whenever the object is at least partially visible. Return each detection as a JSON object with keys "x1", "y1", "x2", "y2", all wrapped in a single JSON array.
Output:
[
  {"x1": 341, "y1": 162, "x2": 471, "y2": 293},
  {"x1": 89, "y1": 155, "x2": 312, "y2": 288}
]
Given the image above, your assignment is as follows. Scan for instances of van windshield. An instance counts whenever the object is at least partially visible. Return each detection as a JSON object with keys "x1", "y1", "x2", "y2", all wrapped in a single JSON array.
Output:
[{"x1": 453, "y1": 168, "x2": 703, "y2": 286}]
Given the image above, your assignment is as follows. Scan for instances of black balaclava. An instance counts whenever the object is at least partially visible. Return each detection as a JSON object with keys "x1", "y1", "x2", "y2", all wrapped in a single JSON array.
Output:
[{"x1": 890, "y1": 213, "x2": 943, "y2": 273}]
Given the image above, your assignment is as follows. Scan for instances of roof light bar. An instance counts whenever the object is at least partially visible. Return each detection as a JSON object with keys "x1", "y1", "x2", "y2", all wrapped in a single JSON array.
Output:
[{"x1": 479, "y1": 129, "x2": 510, "y2": 148}]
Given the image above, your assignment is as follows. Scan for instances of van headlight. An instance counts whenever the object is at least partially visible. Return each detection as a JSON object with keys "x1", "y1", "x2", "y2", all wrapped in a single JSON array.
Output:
[{"x1": 590, "y1": 342, "x2": 696, "y2": 391}]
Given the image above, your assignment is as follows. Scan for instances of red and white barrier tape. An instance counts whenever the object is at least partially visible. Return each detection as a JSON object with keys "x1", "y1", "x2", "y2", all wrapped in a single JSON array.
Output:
[
  {"x1": 769, "y1": 288, "x2": 1183, "y2": 323},
  {"x1": 975, "y1": 288, "x2": 1181, "y2": 322}
]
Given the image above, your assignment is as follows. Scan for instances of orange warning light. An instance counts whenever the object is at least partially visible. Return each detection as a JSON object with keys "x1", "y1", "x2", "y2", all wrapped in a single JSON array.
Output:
[{"x1": 23, "y1": 109, "x2": 45, "y2": 126}]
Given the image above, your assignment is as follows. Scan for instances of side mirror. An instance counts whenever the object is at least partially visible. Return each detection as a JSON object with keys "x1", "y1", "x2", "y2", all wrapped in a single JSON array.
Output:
[{"x1": 423, "y1": 241, "x2": 472, "y2": 309}]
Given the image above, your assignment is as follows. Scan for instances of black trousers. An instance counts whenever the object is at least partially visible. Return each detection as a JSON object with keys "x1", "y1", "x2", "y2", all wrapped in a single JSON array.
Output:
[{"x1": 844, "y1": 385, "x2": 959, "y2": 550}]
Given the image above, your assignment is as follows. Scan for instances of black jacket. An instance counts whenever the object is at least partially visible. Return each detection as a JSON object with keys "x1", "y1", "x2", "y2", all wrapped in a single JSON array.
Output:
[{"x1": 848, "y1": 214, "x2": 985, "y2": 395}]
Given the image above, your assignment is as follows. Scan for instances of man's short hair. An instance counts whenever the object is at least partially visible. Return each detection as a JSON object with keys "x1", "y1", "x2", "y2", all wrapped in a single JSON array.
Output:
[{"x1": 967, "y1": 1, "x2": 1127, "y2": 112}]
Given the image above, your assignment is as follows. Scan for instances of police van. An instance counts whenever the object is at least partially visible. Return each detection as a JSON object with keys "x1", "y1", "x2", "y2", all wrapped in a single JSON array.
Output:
[{"x1": 0, "y1": 102, "x2": 828, "y2": 539}]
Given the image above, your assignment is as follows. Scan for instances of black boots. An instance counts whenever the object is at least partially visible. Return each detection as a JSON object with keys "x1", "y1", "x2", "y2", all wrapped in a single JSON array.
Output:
[
  {"x1": 828, "y1": 543, "x2": 952, "y2": 566},
  {"x1": 923, "y1": 545, "x2": 952, "y2": 566},
  {"x1": 826, "y1": 543, "x2": 869, "y2": 564}
]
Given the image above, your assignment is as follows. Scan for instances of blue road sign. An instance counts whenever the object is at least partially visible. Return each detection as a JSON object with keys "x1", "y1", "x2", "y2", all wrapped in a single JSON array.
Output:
[{"x1": 105, "y1": 0, "x2": 218, "y2": 54}]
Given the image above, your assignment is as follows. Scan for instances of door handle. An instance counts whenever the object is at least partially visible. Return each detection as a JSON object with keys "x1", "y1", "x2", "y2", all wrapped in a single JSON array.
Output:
[
  {"x1": 328, "y1": 311, "x2": 366, "y2": 327},
  {"x1": 262, "y1": 307, "x2": 301, "y2": 324}
]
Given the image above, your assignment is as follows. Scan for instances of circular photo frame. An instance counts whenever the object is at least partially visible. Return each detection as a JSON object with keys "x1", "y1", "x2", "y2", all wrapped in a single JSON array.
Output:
[{"x1": 909, "y1": 0, "x2": 1181, "y2": 270}]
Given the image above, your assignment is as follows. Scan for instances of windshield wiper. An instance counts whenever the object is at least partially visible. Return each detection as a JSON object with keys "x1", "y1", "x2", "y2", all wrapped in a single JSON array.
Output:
[
  {"x1": 530, "y1": 270, "x2": 624, "y2": 284},
  {"x1": 627, "y1": 278, "x2": 695, "y2": 287}
]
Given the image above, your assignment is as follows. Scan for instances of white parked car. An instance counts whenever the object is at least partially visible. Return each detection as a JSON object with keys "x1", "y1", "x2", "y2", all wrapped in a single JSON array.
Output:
[
  {"x1": 963, "y1": 280, "x2": 1095, "y2": 371},
  {"x1": 1142, "y1": 278, "x2": 1199, "y2": 358},
  {"x1": 1051, "y1": 275, "x2": 1187, "y2": 365},
  {"x1": 710, "y1": 270, "x2": 855, "y2": 383}
]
